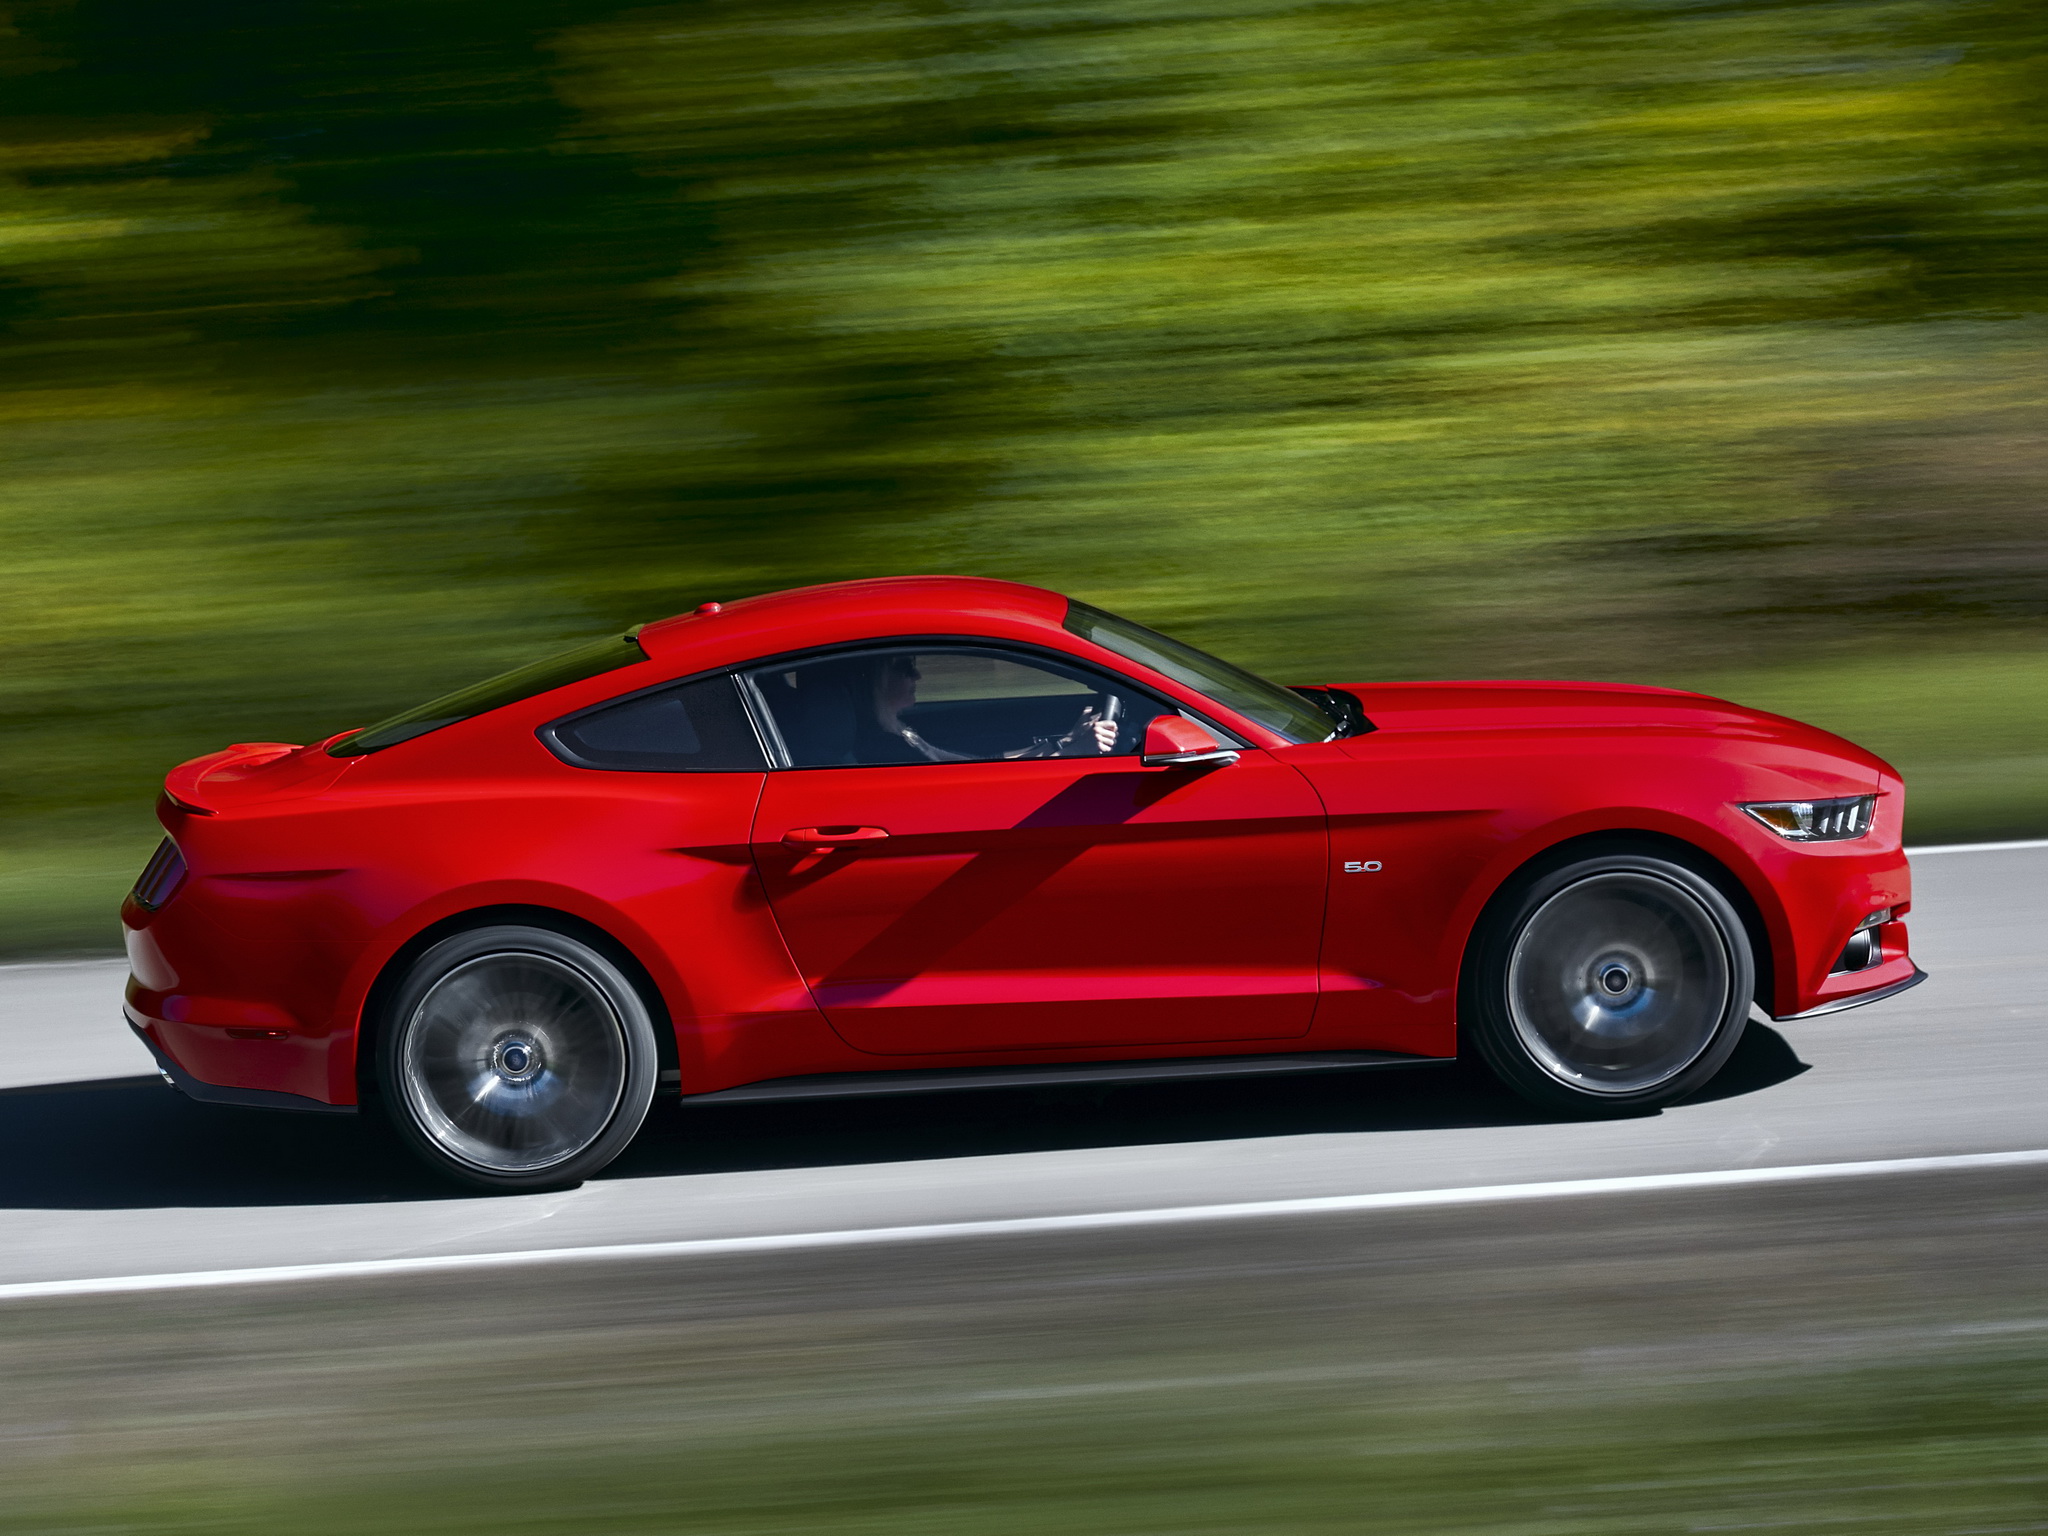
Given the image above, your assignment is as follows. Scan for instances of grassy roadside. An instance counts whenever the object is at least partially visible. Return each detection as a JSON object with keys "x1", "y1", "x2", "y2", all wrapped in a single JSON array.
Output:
[
  {"x1": 7, "y1": 1353, "x2": 2040, "y2": 1535},
  {"x1": 3, "y1": 1173, "x2": 2044, "y2": 1535},
  {"x1": 0, "y1": 814, "x2": 162, "y2": 960},
  {"x1": 5, "y1": 644, "x2": 2043, "y2": 959}
]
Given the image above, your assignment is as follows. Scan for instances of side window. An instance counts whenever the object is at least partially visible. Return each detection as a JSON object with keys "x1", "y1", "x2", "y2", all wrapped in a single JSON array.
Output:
[
  {"x1": 544, "y1": 675, "x2": 766, "y2": 772},
  {"x1": 746, "y1": 646, "x2": 1162, "y2": 769}
]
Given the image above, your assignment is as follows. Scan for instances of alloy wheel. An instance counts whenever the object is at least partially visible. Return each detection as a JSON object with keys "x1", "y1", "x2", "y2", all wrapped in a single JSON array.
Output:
[
  {"x1": 1504, "y1": 869, "x2": 1735, "y2": 1096},
  {"x1": 396, "y1": 949, "x2": 631, "y2": 1177}
]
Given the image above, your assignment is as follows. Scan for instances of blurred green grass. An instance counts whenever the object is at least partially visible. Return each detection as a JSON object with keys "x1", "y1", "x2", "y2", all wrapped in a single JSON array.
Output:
[
  {"x1": 10, "y1": 1355, "x2": 2042, "y2": 1534},
  {"x1": 2, "y1": 0, "x2": 2044, "y2": 952}
]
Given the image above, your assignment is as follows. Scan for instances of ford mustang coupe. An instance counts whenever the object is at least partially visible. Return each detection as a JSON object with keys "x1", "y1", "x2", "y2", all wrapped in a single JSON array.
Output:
[{"x1": 123, "y1": 577, "x2": 1923, "y2": 1189}]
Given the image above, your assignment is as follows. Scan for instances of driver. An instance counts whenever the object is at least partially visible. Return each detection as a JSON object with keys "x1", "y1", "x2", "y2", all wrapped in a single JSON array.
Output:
[{"x1": 866, "y1": 654, "x2": 1119, "y2": 763}]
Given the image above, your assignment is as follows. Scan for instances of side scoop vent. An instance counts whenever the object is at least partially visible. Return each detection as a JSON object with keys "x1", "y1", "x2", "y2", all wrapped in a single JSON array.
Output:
[{"x1": 132, "y1": 838, "x2": 188, "y2": 911}]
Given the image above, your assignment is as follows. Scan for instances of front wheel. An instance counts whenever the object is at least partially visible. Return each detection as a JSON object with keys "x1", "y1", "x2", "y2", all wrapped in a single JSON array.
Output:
[
  {"x1": 1465, "y1": 853, "x2": 1754, "y2": 1114},
  {"x1": 377, "y1": 925, "x2": 659, "y2": 1191}
]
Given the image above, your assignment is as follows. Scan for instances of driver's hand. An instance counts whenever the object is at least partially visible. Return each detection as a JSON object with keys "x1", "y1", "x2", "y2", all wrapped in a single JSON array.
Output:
[{"x1": 1053, "y1": 707, "x2": 1117, "y2": 755}]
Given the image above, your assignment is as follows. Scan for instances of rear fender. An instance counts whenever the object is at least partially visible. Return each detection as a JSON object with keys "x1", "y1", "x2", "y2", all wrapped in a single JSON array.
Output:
[{"x1": 332, "y1": 882, "x2": 689, "y2": 1106}]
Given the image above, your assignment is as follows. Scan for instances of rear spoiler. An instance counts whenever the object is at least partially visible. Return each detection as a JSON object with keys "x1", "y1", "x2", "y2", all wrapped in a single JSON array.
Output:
[{"x1": 163, "y1": 742, "x2": 301, "y2": 815}]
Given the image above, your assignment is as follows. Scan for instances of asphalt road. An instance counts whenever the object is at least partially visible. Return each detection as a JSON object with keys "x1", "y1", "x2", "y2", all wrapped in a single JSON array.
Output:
[{"x1": 2, "y1": 844, "x2": 2042, "y2": 1292}]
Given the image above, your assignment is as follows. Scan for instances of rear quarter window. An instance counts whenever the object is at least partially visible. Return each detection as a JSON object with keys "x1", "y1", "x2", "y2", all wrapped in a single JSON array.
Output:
[{"x1": 543, "y1": 675, "x2": 767, "y2": 772}]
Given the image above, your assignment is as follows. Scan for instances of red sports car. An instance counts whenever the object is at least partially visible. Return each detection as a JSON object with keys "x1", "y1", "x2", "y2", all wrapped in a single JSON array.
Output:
[{"x1": 123, "y1": 577, "x2": 1924, "y2": 1189}]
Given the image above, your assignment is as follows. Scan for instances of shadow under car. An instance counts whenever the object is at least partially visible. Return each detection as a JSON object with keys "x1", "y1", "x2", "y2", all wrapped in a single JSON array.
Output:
[{"x1": 0, "y1": 1024, "x2": 1807, "y2": 1211}]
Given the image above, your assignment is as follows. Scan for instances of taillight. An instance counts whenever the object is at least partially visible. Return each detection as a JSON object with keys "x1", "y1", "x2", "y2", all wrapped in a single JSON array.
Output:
[{"x1": 132, "y1": 838, "x2": 187, "y2": 910}]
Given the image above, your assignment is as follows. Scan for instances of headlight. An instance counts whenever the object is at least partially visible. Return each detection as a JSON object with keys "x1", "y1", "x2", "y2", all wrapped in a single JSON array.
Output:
[{"x1": 1739, "y1": 795, "x2": 1877, "y2": 842}]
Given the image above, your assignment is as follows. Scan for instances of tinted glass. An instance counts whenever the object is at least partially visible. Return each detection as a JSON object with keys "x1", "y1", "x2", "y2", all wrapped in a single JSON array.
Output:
[
  {"x1": 748, "y1": 646, "x2": 1165, "y2": 768},
  {"x1": 1062, "y1": 601, "x2": 1336, "y2": 743},
  {"x1": 331, "y1": 632, "x2": 649, "y2": 756},
  {"x1": 545, "y1": 675, "x2": 766, "y2": 772},
  {"x1": 131, "y1": 837, "x2": 186, "y2": 910}
]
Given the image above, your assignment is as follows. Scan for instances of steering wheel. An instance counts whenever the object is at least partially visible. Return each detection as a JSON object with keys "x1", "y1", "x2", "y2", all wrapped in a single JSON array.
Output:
[{"x1": 1072, "y1": 696, "x2": 1122, "y2": 754}]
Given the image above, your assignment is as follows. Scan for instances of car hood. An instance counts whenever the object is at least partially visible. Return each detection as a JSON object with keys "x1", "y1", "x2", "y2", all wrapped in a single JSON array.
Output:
[{"x1": 1326, "y1": 680, "x2": 1893, "y2": 781}]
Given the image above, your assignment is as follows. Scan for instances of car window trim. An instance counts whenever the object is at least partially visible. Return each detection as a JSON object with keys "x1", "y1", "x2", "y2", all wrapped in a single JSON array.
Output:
[
  {"x1": 729, "y1": 635, "x2": 1245, "y2": 772},
  {"x1": 733, "y1": 671, "x2": 791, "y2": 769}
]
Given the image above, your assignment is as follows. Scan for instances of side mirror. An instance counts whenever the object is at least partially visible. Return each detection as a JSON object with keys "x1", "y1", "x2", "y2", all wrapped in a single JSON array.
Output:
[{"x1": 1140, "y1": 714, "x2": 1240, "y2": 769}]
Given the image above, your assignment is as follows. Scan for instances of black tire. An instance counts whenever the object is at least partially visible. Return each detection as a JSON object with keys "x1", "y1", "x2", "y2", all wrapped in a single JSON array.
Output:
[
  {"x1": 1464, "y1": 853, "x2": 1753, "y2": 1114},
  {"x1": 376, "y1": 925, "x2": 659, "y2": 1192}
]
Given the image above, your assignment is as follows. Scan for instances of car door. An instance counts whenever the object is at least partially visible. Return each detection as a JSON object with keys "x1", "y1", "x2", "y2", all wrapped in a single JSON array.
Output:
[{"x1": 744, "y1": 642, "x2": 1328, "y2": 1055}]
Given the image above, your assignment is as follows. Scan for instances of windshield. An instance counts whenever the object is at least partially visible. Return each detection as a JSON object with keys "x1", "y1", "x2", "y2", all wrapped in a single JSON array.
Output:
[
  {"x1": 330, "y1": 631, "x2": 650, "y2": 756},
  {"x1": 1062, "y1": 601, "x2": 1337, "y2": 744}
]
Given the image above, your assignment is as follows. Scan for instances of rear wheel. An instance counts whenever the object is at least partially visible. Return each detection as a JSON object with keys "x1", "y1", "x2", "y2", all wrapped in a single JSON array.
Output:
[
  {"x1": 1465, "y1": 853, "x2": 1753, "y2": 1114},
  {"x1": 377, "y1": 925, "x2": 658, "y2": 1191}
]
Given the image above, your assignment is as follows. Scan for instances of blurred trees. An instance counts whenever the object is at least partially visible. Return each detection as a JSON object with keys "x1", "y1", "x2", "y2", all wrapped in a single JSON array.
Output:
[
  {"x1": 556, "y1": 0, "x2": 2048, "y2": 644},
  {"x1": 2, "y1": 0, "x2": 2045, "y2": 945}
]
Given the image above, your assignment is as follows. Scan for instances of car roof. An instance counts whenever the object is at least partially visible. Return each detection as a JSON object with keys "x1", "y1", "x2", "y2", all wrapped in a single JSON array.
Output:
[
  {"x1": 625, "y1": 575, "x2": 1298, "y2": 749},
  {"x1": 634, "y1": 575, "x2": 1072, "y2": 666}
]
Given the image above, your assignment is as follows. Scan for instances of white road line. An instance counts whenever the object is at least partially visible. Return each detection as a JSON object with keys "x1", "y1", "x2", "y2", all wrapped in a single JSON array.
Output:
[
  {"x1": 1907, "y1": 838, "x2": 2048, "y2": 856},
  {"x1": 5, "y1": 1147, "x2": 2045, "y2": 1305}
]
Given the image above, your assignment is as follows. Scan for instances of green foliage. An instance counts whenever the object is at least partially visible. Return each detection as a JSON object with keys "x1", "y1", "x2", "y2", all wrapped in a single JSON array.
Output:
[{"x1": 2, "y1": 0, "x2": 2045, "y2": 947}]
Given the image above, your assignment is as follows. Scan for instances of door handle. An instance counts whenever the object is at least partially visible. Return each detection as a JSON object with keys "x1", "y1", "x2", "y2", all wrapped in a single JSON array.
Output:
[{"x1": 782, "y1": 826, "x2": 891, "y2": 845}]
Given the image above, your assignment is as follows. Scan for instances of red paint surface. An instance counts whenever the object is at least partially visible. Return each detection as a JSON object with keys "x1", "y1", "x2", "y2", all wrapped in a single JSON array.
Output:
[
  {"x1": 753, "y1": 752, "x2": 1325, "y2": 1053},
  {"x1": 122, "y1": 576, "x2": 1915, "y2": 1105}
]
